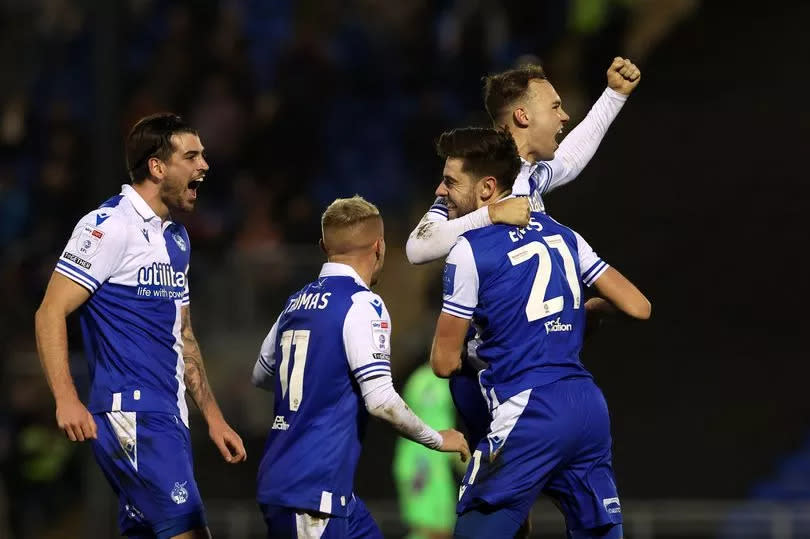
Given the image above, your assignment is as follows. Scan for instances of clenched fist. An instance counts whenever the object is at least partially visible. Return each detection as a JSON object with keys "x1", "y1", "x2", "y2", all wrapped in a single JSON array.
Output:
[
  {"x1": 489, "y1": 197, "x2": 530, "y2": 227},
  {"x1": 607, "y1": 57, "x2": 641, "y2": 95}
]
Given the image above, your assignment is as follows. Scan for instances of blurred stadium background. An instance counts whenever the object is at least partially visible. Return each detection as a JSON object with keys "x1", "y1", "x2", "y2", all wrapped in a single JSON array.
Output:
[{"x1": 1, "y1": 0, "x2": 807, "y2": 537}]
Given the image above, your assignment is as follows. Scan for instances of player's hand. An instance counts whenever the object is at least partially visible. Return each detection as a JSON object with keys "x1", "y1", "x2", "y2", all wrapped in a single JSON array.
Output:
[
  {"x1": 489, "y1": 197, "x2": 530, "y2": 227},
  {"x1": 55, "y1": 396, "x2": 97, "y2": 442},
  {"x1": 209, "y1": 419, "x2": 247, "y2": 463},
  {"x1": 438, "y1": 429, "x2": 470, "y2": 462},
  {"x1": 607, "y1": 57, "x2": 641, "y2": 95}
]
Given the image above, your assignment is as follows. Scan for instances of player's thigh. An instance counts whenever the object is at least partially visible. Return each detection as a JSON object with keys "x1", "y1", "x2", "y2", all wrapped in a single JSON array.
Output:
[
  {"x1": 92, "y1": 411, "x2": 207, "y2": 538},
  {"x1": 542, "y1": 380, "x2": 622, "y2": 532},
  {"x1": 457, "y1": 387, "x2": 572, "y2": 524},
  {"x1": 449, "y1": 367, "x2": 491, "y2": 445}
]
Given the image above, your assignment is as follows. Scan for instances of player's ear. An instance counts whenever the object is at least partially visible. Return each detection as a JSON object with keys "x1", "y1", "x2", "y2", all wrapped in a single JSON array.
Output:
[
  {"x1": 373, "y1": 237, "x2": 383, "y2": 260},
  {"x1": 147, "y1": 157, "x2": 164, "y2": 182},
  {"x1": 478, "y1": 176, "x2": 496, "y2": 201},
  {"x1": 319, "y1": 238, "x2": 328, "y2": 255},
  {"x1": 512, "y1": 107, "x2": 529, "y2": 128}
]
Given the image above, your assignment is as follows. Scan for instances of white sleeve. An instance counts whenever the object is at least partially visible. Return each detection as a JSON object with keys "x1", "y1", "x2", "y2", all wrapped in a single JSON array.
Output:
[
  {"x1": 54, "y1": 211, "x2": 127, "y2": 294},
  {"x1": 252, "y1": 317, "x2": 280, "y2": 390},
  {"x1": 441, "y1": 237, "x2": 479, "y2": 319},
  {"x1": 343, "y1": 292, "x2": 394, "y2": 397},
  {"x1": 541, "y1": 88, "x2": 628, "y2": 194},
  {"x1": 343, "y1": 292, "x2": 442, "y2": 449},
  {"x1": 574, "y1": 230, "x2": 610, "y2": 287},
  {"x1": 406, "y1": 198, "x2": 492, "y2": 265}
]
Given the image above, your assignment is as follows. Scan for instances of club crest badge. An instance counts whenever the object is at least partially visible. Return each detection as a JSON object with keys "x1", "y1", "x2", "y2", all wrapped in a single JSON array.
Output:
[
  {"x1": 172, "y1": 232, "x2": 187, "y2": 252},
  {"x1": 170, "y1": 481, "x2": 189, "y2": 504}
]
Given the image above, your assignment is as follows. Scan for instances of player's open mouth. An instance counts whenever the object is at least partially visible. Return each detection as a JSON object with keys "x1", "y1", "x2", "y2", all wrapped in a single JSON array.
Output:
[{"x1": 188, "y1": 177, "x2": 204, "y2": 191}]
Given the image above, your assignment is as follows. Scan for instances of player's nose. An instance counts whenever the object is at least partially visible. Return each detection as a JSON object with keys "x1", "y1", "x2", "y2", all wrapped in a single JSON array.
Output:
[
  {"x1": 435, "y1": 182, "x2": 448, "y2": 197},
  {"x1": 560, "y1": 108, "x2": 570, "y2": 123}
]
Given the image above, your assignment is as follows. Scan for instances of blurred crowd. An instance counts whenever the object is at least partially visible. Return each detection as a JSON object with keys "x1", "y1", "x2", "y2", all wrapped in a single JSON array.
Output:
[{"x1": 0, "y1": 0, "x2": 697, "y2": 536}]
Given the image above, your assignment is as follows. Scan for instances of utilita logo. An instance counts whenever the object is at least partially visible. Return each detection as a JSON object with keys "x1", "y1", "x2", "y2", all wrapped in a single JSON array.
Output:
[
  {"x1": 544, "y1": 317, "x2": 572, "y2": 334},
  {"x1": 137, "y1": 263, "x2": 186, "y2": 288}
]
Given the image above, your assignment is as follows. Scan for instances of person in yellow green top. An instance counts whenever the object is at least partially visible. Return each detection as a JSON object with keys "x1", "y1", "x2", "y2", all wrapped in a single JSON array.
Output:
[{"x1": 394, "y1": 363, "x2": 460, "y2": 539}]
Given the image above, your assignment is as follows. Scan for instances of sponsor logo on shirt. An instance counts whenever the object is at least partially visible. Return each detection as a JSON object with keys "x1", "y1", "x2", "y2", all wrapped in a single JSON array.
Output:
[
  {"x1": 443, "y1": 264, "x2": 456, "y2": 296},
  {"x1": 136, "y1": 263, "x2": 186, "y2": 299},
  {"x1": 62, "y1": 251, "x2": 92, "y2": 269},
  {"x1": 371, "y1": 320, "x2": 391, "y2": 353},
  {"x1": 75, "y1": 226, "x2": 104, "y2": 257},
  {"x1": 544, "y1": 317, "x2": 572, "y2": 334},
  {"x1": 272, "y1": 415, "x2": 290, "y2": 431}
]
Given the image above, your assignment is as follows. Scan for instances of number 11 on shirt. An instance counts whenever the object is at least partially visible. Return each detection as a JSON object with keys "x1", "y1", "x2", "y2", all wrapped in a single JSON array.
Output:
[{"x1": 278, "y1": 330, "x2": 310, "y2": 411}]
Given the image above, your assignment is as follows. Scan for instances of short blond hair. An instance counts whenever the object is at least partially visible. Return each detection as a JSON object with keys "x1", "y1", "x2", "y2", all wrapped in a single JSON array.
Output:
[
  {"x1": 320, "y1": 196, "x2": 383, "y2": 256},
  {"x1": 321, "y1": 195, "x2": 380, "y2": 230}
]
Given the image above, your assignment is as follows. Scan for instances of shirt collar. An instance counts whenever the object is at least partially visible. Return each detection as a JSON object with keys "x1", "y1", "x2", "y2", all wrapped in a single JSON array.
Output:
[
  {"x1": 318, "y1": 262, "x2": 369, "y2": 290},
  {"x1": 121, "y1": 184, "x2": 160, "y2": 223}
]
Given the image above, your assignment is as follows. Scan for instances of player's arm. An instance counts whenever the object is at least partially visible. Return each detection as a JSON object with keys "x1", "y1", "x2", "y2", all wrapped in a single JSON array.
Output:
[
  {"x1": 344, "y1": 294, "x2": 470, "y2": 461},
  {"x1": 35, "y1": 273, "x2": 96, "y2": 442},
  {"x1": 406, "y1": 197, "x2": 529, "y2": 265},
  {"x1": 541, "y1": 57, "x2": 641, "y2": 194},
  {"x1": 430, "y1": 313, "x2": 470, "y2": 378},
  {"x1": 35, "y1": 211, "x2": 128, "y2": 442},
  {"x1": 251, "y1": 317, "x2": 280, "y2": 391},
  {"x1": 430, "y1": 237, "x2": 479, "y2": 377},
  {"x1": 591, "y1": 268, "x2": 651, "y2": 320},
  {"x1": 181, "y1": 305, "x2": 247, "y2": 463},
  {"x1": 576, "y1": 231, "x2": 651, "y2": 321}
]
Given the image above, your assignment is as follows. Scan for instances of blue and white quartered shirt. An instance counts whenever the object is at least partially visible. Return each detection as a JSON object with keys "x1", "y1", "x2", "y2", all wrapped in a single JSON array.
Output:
[
  {"x1": 253, "y1": 262, "x2": 394, "y2": 517},
  {"x1": 442, "y1": 212, "x2": 610, "y2": 406},
  {"x1": 55, "y1": 184, "x2": 192, "y2": 426}
]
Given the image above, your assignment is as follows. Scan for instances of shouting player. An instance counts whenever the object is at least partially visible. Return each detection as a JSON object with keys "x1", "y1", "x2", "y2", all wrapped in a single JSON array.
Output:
[{"x1": 35, "y1": 113, "x2": 246, "y2": 539}]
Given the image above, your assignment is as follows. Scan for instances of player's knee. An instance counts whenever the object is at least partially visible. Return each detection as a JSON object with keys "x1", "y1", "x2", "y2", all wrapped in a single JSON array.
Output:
[{"x1": 569, "y1": 523, "x2": 623, "y2": 539}]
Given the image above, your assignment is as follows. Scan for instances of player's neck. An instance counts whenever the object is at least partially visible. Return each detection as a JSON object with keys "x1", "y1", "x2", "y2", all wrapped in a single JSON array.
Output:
[
  {"x1": 327, "y1": 256, "x2": 374, "y2": 288},
  {"x1": 512, "y1": 134, "x2": 536, "y2": 164},
  {"x1": 132, "y1": 182, "x2": 170, "y2": 220}
]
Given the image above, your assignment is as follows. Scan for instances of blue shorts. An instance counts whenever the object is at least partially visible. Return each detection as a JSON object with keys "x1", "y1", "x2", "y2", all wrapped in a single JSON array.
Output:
[
  {"x1": 457, "y1": 377, "x2": 622, "y2": 534},
  {"x1": 260, "y1": 496, "x2": 382, "y2": 538},
  {"x1": 449, "y1": 360, "x2": 491, "y2": 446},
  {"x1": 91, "y1": 411, "x2": 207, "y2": 538}
]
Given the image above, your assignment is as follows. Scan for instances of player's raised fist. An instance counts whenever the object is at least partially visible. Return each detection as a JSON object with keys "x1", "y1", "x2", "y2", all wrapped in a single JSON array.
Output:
[
  {"x1": 607, "y1": 57, "x2": 641, "y2": 95},
  {"x1": 438, "y1": 428, "x2": 471, "y2": 462},
  {"x1": 489, "y1": 197, "x2": 530, "y2": 227}
]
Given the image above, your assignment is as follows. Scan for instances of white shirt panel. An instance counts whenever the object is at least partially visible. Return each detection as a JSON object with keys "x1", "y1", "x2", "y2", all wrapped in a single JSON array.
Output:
[
  {"x1": 441, "y1": 237, "x2": 479, "y2": 319},
  {"x1": 343, "y1": 290, "x2": 393, "y2": 396},
  {"x1": 252, "y1": 317, "x2": 281, "y2": 390},
  {"x1": 56, "y1": 211, "x2": 129, "y2": 293},
  {"x1": 573, "y1": 230, "x2": 610, "y2": 287}
]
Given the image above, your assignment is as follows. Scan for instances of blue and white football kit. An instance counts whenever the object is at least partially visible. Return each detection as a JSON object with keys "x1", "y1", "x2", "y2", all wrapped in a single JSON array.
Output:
[
  {"x1": 407, "y1": 88, "x2": 629, "y2": 450},
  {"x1": 442, "y1": 212, "x2": 621, "y2": 538},
  {"x1": 252, "y1": 262, "x2": 443, "y2": 539},
  {"x1": 55, "y1": 184, "x2": 204, "y2": 538}
]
